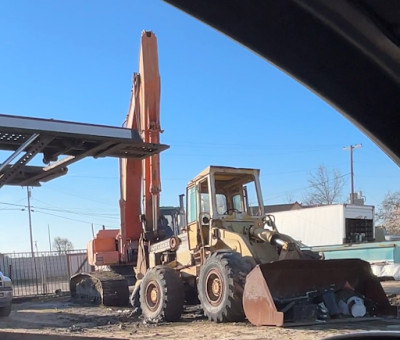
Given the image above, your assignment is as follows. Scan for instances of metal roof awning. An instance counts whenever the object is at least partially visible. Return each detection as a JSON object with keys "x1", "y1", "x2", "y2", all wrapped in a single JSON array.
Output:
[{"x1": 0, "y1": 114, "x2": 169, "y2": 187}]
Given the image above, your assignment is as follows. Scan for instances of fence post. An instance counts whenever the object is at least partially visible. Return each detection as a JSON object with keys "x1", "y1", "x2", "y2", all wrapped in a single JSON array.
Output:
[{"x1": 66, "y1": 253, "x2": 71, "y2": 280}]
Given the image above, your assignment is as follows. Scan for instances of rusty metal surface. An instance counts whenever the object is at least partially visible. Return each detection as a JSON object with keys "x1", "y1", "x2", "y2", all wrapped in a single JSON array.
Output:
[
  {"x1": 243, "y1": 259, "x2": 397, "y2": 326},
  {"x1": 243, "y1": 265, "x2": 284, "y2": 326}
]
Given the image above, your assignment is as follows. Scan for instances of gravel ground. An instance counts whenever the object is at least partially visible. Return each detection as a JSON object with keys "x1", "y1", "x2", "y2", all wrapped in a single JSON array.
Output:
[{"x1": 0, "y1": 281, "x2": 398, "y2": 339}]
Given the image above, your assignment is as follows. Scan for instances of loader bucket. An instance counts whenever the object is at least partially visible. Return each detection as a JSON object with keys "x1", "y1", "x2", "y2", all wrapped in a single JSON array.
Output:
[{"x1": 243, "y1": 259, "x2": 397, "y2": 326}]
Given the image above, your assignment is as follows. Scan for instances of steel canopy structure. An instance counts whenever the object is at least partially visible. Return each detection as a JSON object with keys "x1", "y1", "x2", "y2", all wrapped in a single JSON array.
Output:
[
  {"x1": 164, "y1": 0, "x2": 400, "y2": 166},
  {"x1": 0, "y1": 114, "x2": 168, "y2": 188}
]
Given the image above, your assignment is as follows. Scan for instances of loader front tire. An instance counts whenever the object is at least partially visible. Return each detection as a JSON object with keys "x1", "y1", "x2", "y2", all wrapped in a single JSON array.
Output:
[
  {"x1": 140, "y1": 265, "x2": 184, "y2": 322},
  {"x1": 198, "y1": 252, "x2": 251, "y2": 322}
]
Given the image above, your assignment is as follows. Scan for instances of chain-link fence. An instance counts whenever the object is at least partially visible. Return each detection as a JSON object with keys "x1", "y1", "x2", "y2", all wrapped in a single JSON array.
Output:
[{"x1": 0, "y1": 250, "x2": 90, "y2": 297}]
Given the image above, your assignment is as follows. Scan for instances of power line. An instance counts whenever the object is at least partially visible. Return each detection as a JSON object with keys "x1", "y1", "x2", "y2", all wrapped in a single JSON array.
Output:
[
  {"x1": 40, "y1": 186, "x2": 119, "y2": 207},
  {"x1": 262, "y1": 172, "x2": 350, "y2": 203},
  {"x1": 0, "y1": 201, "x2": 25, "y2": 208},
  {"x1": 31, "y1": 202, "x2": 119, "y2": 218},
  {"x1": 34, "y1": 210, "x2": 118, "y2": 228},
  {"x1": 0, "y1": 200, "x2": 119, "y2": 222}
]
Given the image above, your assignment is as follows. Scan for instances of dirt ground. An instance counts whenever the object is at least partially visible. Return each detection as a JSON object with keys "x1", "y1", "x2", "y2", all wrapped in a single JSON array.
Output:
[{"x1": 0, "y1": 281, "x2": 399, "y2": 340}]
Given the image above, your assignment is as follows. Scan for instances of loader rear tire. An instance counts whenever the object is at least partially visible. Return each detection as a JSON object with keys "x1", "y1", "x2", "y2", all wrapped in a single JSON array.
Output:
[
  {"x1": 198, "y1": 251, "x2": 251, "y2": 322},
  {"x1": 140, "y1": 265, "x2": 184, "y2": 322}
]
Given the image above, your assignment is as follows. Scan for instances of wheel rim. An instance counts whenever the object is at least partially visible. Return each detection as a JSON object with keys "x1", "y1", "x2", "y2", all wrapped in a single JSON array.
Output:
[
  {"x1": 205, "y1": 269, "x2": 224, "y2": 306},
  {"x1": 145, "y1": 280, "x2": 161, "y2": 312}
]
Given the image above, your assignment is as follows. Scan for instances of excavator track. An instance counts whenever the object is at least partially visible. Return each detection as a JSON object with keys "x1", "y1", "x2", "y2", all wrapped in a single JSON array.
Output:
[{"x1": 70, "y1": 271, "x2": 129, "y2": 307}]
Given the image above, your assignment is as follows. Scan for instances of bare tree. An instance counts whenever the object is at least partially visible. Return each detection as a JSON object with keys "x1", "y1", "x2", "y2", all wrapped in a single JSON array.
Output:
[
  {"x1": 285, "y1": 192, "x2": 295, "y2": 204},
  {"x1": 53, "y1": 237, "x2": 74, "y2": 254},
  {"x1": 376, "y1": 191, "x2": 400, "y2": 235},
  {"x1": 303, "y1": 165, "x2": 345, "y2": 205}
]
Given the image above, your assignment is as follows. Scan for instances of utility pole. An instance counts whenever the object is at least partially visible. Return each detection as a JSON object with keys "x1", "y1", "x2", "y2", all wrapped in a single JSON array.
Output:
[
  {"x1": 27, "y1": 186, "x2": 35, "y2": 256},
  {"x1": 27, "y1": 186, "x2": 39, "y2": 294},
  {"x1": 48, "y1": 224, "x2": 52, "y2": 252},
  {"x1": 343, "y1": 144, "x2": 362, "y2": 204}
]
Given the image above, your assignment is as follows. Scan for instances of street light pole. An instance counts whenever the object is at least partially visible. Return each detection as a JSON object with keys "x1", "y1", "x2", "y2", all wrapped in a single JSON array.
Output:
[{"x1": 343, "y1": 144, "x2": 362, "y2": 204}]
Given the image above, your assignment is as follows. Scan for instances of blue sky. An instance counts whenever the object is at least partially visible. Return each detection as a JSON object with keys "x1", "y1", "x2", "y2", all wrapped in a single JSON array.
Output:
[{"x1": 1, "y1": 1, "x2": 399, "y2": 253}]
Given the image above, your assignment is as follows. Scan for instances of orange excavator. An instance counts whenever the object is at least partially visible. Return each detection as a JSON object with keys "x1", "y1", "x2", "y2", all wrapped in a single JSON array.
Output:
[{"x1": 70, "y1": 31, "x2": 172, "y2": 306}]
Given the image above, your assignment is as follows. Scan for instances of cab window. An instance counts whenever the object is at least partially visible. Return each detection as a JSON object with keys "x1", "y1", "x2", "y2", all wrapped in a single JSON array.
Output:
[
  {"x1": 187, "y1": 186, "x2": 197, "y2": 223},
  {"x1": 216, "y1": 194, "x2": 227, "y2": 214},
  {"x1": 233, "y1": 194, "x2": 242, "y2": 211}
]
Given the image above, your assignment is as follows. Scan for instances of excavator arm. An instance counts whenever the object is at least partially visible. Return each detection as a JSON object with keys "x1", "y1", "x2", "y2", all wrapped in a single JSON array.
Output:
[
  {"x1": 71, "y1": 31, "x2": 165, "y2": 306},
  {"x1": 120, "y1": 31, "x2": 163, "y2": 262}
]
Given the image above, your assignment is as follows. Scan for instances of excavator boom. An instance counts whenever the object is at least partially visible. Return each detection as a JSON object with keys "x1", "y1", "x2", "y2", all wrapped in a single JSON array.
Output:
[
  {"x1": 120, "y1": 31, "x2": 162, "y2": 259},
  {"x1": 71, "y1": 31, "x2": 165, "y2": 306}
]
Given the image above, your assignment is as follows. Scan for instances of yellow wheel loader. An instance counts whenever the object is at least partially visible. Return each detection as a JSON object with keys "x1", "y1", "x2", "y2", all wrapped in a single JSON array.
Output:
[{"x1": 135, "y1": 165, "x2": 396, "y2": 325}]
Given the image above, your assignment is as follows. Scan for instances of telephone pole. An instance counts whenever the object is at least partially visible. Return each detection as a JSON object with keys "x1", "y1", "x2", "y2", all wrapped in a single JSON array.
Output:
[
  {"x1": 48, "y1": 224, "x2": 52, "y2": 252},
  {"x1": 27, "y1": 186, "x2": 35, "y2": 256},
  {"x1": 343, "y1": 144, "x2": 362, "y2": 204},
  {"x1": 27, "y1": 186, "x2": 39, "y2": 294}
]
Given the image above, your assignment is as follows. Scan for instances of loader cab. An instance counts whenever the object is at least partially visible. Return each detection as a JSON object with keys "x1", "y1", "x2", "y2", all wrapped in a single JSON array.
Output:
[{"x1": 186, "y1": 166, "x2": 265, "y2": 249}]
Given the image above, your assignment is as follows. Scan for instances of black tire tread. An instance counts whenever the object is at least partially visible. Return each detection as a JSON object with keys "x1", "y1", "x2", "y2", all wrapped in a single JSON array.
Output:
[
  {"x1": 198, "y1": 251, "x2": 251, "y2": 322},
  {"x1": 140, "y1": 265, "x2": 184, "y2": 322}
]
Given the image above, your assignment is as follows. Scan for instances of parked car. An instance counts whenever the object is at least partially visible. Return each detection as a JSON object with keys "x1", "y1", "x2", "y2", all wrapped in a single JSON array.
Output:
[{"x1": 0, "y1": 271, "x2": 12, "y2": 316}]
